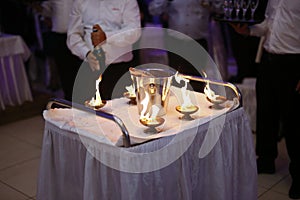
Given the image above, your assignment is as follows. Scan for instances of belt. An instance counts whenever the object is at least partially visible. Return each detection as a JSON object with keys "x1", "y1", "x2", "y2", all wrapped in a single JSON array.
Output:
[
  {"x1": 264, "y1": 50, "x2": 300, "y2": 59},
  {"x1": 263, "y1": 51, "x2": 300, "y2": 65}
]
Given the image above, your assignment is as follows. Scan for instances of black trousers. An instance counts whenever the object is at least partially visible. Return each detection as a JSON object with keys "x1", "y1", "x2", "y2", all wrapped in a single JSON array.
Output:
[
  {"x1": 46, "y1": 32, "x2": 82, "y2": 101},
  {"x1": 256, "y1": 50, "x2": 300, "y2": 181},
  {"x1": 166, "y1": 36, "x2": 208, "y2": 93},
  {"x1": 72, "y1": 58, "x2": 136, "y2": 104},
  {"x1": 228, "y1": 27, "x2": 260, "y2": 82}
]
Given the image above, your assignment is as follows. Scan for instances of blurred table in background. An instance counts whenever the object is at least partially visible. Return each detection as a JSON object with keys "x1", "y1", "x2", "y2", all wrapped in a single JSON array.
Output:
[{"x1": 0, "y1": 34, "x2": 33, "y2": 110}]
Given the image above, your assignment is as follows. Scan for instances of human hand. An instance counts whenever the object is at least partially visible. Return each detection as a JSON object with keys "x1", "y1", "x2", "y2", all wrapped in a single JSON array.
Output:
[
  {"x1": 91, "y1": 24, "x2": 106, "y2": 47},
  {"x1": 86, "y1": 51, "x2": 100, "y2": 71},
  {"x1": 229, "y1": 23, "x2": 250, "y2": 36}
]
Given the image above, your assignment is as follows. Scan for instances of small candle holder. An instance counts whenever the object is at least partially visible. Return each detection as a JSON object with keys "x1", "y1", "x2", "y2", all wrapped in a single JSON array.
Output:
[
  {"x1": 176, "y1": 105, "x2": 199, "y2": 121},
  {"x1": 123, "y1": 92, "x2": 137, "y2": 105},
  {"x1": 84, "y1": 100, "x2": 107, "y2": 110},
  {"x1": 139, "y1": 117, "x2": 165, "y2": 134},
  {"x1": 206, "y1": 96, "x2": 227, "y2": 109}
]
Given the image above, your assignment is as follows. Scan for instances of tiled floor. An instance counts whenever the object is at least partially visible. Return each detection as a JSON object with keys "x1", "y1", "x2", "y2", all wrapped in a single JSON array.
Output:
[
  {"x1": 0, "y1": 113, "x2": 296, "y2": 200},
  {"x1": 0, "y1": 116, "x2": 44, "y2": 200}
]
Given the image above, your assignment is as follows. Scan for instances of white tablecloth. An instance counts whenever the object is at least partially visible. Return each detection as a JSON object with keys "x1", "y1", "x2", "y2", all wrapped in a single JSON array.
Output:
[
  {"x1": 43, "y1": 87, "x2": 239, "y2": 146},
  {"x1": 37, "y1": 93, "x2": 257, "y2": 200},
  {"x1": 0, "y1": 34, "x2": 33, "y2": 110}
]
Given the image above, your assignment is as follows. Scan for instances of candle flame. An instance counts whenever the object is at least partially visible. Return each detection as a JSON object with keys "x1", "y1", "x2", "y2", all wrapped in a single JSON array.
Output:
[
  {"x1": 140, "y1": 91, "x2": 150, "y2": 119},
  {"x1": 201, "y1": 71, "x2": 220, "y2": 101},
  {"x1": 204, "y1": 83, "x2": 220, "y2": 101},
  {"x1": 174, "y1": 72, "x2": 195, "y2": 109},
  {"x1": 139, "y1": 91, "x2": 160, "y2": 124},
  {"x1": 162, "y1": 76, "x2": 172, "y2": 102},
  {"x1": 88, "y1": 74, "x2": 103, "y2": 106},
  {"x1": 125, "y1": 85, "x2": 136, "y2": 97},
  {"x1": 125, "y1": 75, "x2": 136, "y2": 97}
]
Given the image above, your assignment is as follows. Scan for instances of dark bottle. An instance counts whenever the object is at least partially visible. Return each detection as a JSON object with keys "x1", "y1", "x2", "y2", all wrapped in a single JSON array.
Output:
[{"x1": 92, "y1": 28, "x2": 106, "y2": 71}]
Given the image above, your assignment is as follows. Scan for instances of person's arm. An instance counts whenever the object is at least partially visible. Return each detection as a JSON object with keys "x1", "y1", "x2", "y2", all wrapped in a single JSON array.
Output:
[
  {"x1": 230, "y1": 23, "x2": 251, "y2": 36},
  {"x1": 249, "y1": 20, "x2": 268, "y2": 37},
  {"x1": 230, "y1": 19, "x2": 268, "y2": 37},
  {"x1": 229, "y1": 0, "x2": 270, "y2": 38},
  {"x1": 104, "y1": 0, "x2": 141, "y2": 47},
  {"x1": 148, "y1": 0, "x2": 168, "y2": 16},
  {"x1": 67, "y1": 0, "x2": 91, "y2": 60}
]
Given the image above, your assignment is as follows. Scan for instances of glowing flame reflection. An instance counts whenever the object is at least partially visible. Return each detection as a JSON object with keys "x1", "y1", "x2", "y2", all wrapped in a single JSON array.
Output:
[{"x1": 88, "y1": 75, "x2": 103, "y2": 107}]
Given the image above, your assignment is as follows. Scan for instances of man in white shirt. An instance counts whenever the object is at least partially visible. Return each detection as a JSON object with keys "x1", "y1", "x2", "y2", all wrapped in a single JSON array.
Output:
[
  {"x1": 231, "y1": 0, "x2": 300, "y2": 198},
  {"x1": 67, "y1": 0, "x2": 141, "y2": 102}
]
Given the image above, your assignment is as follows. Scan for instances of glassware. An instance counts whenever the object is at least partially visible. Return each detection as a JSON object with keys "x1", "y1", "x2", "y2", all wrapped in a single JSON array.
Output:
[
  {"x1": 223, "y1": 0, "x2": 229, "y2": 18},
  {"x1": 234, "y1": 0, "x2": 241, "y2": 19},
  {"x1": 250, "y1": 0, "x2": 259, "y2": 20},
  {"x1": 130, "y1": 65, "x2": 175, "y2": 118},
  {"x1": 241, "y1": 0, "x2": 250, "y2": 20},
  {"x1": 228, "y1": 0, "x2": 234, "y2": 19}
]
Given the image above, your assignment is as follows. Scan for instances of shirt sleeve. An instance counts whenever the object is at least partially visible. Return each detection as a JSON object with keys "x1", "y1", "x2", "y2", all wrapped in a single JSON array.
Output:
[
  {"x1": 67, "y1": 0, "x2": 91, "y2": 60},
  {"x1": 105, "y1": 0, "x2": 142, "y2": 47}
]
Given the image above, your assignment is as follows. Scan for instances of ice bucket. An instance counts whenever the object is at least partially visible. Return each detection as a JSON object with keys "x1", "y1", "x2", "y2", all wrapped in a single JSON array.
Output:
[{"x1": 131, "y1": 65, "x2": 175, "y2": 117}]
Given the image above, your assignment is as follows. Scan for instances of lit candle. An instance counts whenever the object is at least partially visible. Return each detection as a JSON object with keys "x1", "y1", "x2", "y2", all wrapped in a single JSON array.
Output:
[{"x1": 88, "y1": 75, "x2": 103, "y2": 107}]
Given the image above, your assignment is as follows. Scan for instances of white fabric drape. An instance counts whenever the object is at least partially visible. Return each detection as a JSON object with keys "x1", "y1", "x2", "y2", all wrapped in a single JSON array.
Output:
[
  {"x1": 37, "y1": 106, "x2": 257, "y2": 200},
  {"x1": 0, "y1": 34, "x2": 33, "y2": 110}
]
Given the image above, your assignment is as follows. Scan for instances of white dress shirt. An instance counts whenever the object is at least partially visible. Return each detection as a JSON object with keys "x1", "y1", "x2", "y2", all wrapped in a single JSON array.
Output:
[
  {"x1": 250, "y1": 0, "x2": 300, "y2": 54},
  {"x1": 41, "y1": 0, "x2": 74, "y2": 33},
  {"x1": 148, "y1": 0, "x2": 220, "y2": 40},
  {"x1": 67, "y1": 0, "x2": 141, "y2": 64}
]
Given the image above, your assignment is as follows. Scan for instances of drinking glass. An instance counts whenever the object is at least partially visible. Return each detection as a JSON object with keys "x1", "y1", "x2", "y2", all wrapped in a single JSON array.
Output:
[
  {"x1": 223, "y1": 0, "x2": 229, "y2": 18},
  {"x1": 241, "y1": 0, "x2": 250, "y2": 20},
  {"x1": 250, "y1": 0, "x2": 259, "y2": 20},
  {"x1": 228, "y1": 0, "x2": 234, "y2": 19},
  {"x1": 234, "y1": 0, "x2": 241, "y2": 19}
]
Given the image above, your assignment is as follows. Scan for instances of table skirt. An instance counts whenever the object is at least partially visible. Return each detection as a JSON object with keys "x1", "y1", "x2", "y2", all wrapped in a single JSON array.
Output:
[
  {"x1": 37, "y1": 107, "x2": 257, "y2": 200},
  {"x1": 0, "y1": 55, "x2": 33, "y2": 109}
]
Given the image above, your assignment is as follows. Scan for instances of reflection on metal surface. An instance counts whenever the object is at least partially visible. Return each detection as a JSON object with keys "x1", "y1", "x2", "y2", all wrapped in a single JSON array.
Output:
[
  {"x1": 176, "y1": 105, "x2": 199, "y2": 121},
  {"x1": 131, "y1": 66, "x2": 174, "y2": 118},
  {"x1": 123, "y1": 92, "x2": 137, "y2": 105},
  {"x1": 139, "y1": 117, "x2": 165, "y2": 134},
  {"x1": 178, "y1": 73, "x2": 242, "y2": 107},
  {"x1": 46, "y1": 98, "x2": 131, "y2": 147}
]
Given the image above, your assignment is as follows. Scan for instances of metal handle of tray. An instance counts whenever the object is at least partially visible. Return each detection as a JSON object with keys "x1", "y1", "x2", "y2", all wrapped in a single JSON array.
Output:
[
  {"x1": 46, "y1": 98, "x2": 131, "y2": 147},
  {"x1": 179, "y1": 74, "x2": 243, "y2": 108}
]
